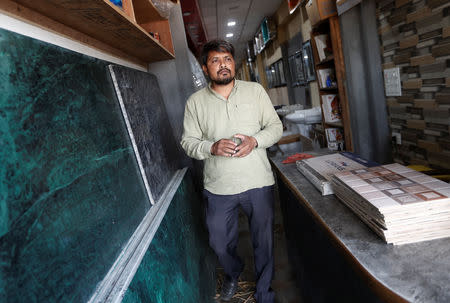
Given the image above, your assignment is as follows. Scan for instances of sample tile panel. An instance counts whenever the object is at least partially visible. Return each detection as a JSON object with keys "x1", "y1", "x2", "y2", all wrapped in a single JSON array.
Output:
[
  {"x1": 110, "y1": 65, "x2": 179, "y2": 203},
  {"x1": 122, "y1": 173, "x2": 216, "y2": 303},
  {"x1": 0, "y1": 29, "x2": 149, "y2": 302}
]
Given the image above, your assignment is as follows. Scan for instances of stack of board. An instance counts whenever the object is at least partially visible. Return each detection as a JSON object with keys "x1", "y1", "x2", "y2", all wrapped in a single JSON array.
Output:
[
  {"x1": 331, "y1": 163, "x2": 450, "y2": 245},
  {"x1": 296, "y1": 152, "x2": 378, "y2": 195}
]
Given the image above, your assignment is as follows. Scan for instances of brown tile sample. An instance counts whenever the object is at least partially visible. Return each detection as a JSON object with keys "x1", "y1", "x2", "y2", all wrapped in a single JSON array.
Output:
[
  {"x1": 414, "y1": 99, "x2": 437, "y2": 108},
  {"x1": 407, "y1": 119, "x2": 426, "y2": 129},
  {"x1": 399, "y1": 35, "x2": 419, "y2": 48},
  {"x1": 406, "y1": 7, "x2": 432, "y2": 23},
  {"x1": 432, "y1": 43, "x2": 450, "y2": 57},
  {"x1": 403, "y1": 79, "x2": 423, "y2": 89}
]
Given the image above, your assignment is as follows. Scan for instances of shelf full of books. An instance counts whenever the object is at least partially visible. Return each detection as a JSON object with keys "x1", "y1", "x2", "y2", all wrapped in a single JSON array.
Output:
[{"x1": 310, "y1": 15, "x2": 352, "y2": 152}]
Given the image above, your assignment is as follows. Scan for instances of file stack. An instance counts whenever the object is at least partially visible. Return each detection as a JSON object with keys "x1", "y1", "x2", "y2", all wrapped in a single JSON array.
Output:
[{"x1": 331, "y1": 163, "x2": 450, "y2": 245}]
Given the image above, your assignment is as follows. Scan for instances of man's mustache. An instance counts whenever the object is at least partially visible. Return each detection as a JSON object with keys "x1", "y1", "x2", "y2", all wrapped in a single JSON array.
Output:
[{"x1": 217, "y1": 68, "x2": 231, "y2": 75}]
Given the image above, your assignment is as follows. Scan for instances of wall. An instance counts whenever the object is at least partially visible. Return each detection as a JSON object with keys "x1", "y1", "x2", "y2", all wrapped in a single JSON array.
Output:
[
  {"x1": 269, "y1": 2, "x2": 321, "y2": 108},
  {"x1": 339, "y1": 1, "x2": 392, "y2": 164},
  {"x1": 377, "y1": 0, "x2": 450, "y2": 168}
]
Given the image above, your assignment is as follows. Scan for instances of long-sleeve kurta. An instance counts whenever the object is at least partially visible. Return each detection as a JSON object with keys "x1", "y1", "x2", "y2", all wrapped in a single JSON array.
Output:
[{"x1": 181, "y1": 80, "x2": 283, "y2": 195}]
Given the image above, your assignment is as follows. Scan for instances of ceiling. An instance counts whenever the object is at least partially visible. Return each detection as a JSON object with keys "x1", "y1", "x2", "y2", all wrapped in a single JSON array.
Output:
[{"x1": 181, "y1": 0, "x2": 284, "y2": 66}]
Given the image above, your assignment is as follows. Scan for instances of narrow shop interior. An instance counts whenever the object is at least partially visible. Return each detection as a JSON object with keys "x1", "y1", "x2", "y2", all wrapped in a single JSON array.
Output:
[{"x1": 0, "y1": 0, "x2": 449, "y2": 302}]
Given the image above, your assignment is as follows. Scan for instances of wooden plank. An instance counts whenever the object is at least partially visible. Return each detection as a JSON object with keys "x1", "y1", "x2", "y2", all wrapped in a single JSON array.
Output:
[
  {"x1": 278, "y1": 134, "x2": 301, "y2": 145},
  {"x1": 329, "y1": 16, "x2": 353, "y2": 152},
  {"x1": 122, "y1": 0, "x2": 136, "y2": 22},
  {"x1": 9, "y1": 0, "x2": 174, "y2": 62},
  {"x1": 132, "y1": 0, "x2": 165, "y2": 24},
  {"x1": 140, "y1": 19, "x2": 174, "y2": 55}
]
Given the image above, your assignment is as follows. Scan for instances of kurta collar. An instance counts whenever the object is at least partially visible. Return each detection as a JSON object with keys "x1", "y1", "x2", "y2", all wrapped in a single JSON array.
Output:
[{"x1": 207, "y1": 79, "x2": 239, "y2": 101}]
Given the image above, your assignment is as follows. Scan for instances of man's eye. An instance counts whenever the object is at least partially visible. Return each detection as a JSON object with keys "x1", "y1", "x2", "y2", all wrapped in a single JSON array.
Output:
[{"x1": 226, "y1": 58, "x2": 232, "y2": 62}]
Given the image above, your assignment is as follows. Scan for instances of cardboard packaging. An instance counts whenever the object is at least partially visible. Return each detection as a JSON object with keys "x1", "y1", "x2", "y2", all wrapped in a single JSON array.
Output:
[{"x1": 305, "y1": 0, "x2": 337, "y2": 26}]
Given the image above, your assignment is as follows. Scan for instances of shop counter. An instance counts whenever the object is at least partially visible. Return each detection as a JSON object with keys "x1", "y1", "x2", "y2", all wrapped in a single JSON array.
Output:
[{"x1": 271, "y1": 157, "x2": 450, "y2": 303}]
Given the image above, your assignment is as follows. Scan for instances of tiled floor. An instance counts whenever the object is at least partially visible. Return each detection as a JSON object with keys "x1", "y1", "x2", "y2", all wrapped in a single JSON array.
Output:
[{"x1": 214, "y1": 189, "x2": 303, "y2": 303}]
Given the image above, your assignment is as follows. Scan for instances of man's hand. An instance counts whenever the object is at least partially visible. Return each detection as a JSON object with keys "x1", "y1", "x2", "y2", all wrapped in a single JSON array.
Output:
[
  {"x1": 232, "y1": 134, "x2": 258, "y2": 158},
  {"x1": 211, "y1": 139, "x2": 238, "y2": 157}
]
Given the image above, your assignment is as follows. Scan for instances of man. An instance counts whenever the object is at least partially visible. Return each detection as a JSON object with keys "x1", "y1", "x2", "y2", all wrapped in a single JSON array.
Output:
[{"x1": 180, "y1": 39, "x2": 282, "y2": 303}]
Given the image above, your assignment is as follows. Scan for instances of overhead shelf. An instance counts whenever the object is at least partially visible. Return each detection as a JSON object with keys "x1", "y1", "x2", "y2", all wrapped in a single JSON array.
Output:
[
  {"x1": 133, "y1": 0, "x2": 166, "y2": 23},
  {"x1": 5, "y1": 0, "x2": 174, "y2": 64}
]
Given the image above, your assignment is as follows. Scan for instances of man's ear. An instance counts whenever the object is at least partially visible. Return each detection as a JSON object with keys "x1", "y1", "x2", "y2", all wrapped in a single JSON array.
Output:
[{"x1": 202, "y1": 65, "x2": 208, "y2": 75}]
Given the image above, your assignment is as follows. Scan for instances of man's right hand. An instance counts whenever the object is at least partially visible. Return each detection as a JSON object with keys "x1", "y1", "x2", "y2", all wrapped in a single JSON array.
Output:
[{"x1": 211, "y1": 139, "x2": 238, "y2": 157}]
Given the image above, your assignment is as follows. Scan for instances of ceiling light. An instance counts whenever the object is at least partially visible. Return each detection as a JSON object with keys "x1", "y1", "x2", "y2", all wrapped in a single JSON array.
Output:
[
  {"x1": 227, "y1": 21, "x2": 236, "y2": 26},
  {"x1": 226, "y1": 33, "x2": 234, "y2": 38}
]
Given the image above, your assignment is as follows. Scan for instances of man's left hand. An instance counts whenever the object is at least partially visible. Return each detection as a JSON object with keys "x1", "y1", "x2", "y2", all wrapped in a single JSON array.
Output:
[{"x1": 232, "y1": 134, "x2": 258, "y2": 158}]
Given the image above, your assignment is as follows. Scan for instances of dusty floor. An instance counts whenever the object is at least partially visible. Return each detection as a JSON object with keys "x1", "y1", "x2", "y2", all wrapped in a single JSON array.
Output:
[{"x1": 213, "y1": 191, "x2": 303, "y2": 303}]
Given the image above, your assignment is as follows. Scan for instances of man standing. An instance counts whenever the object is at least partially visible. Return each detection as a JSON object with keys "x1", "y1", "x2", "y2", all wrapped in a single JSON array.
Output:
[{"x1": 181, "y1": 39, "x2": 282, "y2": 303}]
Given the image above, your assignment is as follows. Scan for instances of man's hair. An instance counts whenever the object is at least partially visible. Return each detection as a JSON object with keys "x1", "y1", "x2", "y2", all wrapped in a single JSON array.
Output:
[{"x1": 201, "y1": 39, "x2": 235, "y2": 66}]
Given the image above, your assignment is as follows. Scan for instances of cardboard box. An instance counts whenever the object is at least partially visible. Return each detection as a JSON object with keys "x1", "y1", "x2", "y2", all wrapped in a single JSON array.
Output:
[{"x1": 305, "y1": 0, "x2": 337, "y2": 26}]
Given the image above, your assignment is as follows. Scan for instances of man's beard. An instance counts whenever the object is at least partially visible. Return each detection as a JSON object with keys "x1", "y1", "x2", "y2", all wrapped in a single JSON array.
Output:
[
  {"x1": 211, "y1": 68, "x2": 234, "y2": 85},
  {"x1": 212, "y1": 76, "x2": 234, "y2": 85}
]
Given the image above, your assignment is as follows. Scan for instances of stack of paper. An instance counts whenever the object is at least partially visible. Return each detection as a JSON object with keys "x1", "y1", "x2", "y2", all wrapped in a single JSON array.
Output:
[
  {"x1": 331, "y1": 163, "x2": 450, "y2": 245},
  {"x1": 296, "y1": 152, "x2": 378, "y2": 195}
]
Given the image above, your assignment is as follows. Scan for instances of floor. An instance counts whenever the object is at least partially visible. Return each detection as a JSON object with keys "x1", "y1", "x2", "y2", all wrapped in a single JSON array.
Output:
[{"x1": 214, "y1": 187, "x2": 304, "y2": 303}]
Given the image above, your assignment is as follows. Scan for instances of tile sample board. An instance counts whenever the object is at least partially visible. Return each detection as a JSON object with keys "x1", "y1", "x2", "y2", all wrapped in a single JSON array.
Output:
[
  {"x1": 109, "y1": 65, "x2": 179, "y2": 204},
  {"x1": 122, "y1": 172, "x2": 216, "y2": 303},
  {"x1": 0, "y1": 28, "x2": 150, "y2": 302}
]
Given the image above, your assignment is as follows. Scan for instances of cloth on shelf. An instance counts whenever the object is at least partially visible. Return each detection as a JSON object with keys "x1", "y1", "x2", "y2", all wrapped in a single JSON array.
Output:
[{"x1": 282, "y1": 153, "x2": 314, "y2": 164}]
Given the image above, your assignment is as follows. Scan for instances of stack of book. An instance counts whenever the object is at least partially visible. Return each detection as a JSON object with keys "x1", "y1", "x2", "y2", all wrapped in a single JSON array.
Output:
[
  {"x1": 296, "y1": 152, "x2": 378, "y2": 195},
  {"x1": 331, "y1": 163, "x2": 450, "y2": 245},
  {"x1": 325, "y1": 128, "x2": 344, "y2": 151},
  {"x1": 321, "y1": 94, "x2": 341, "y2": 123}
]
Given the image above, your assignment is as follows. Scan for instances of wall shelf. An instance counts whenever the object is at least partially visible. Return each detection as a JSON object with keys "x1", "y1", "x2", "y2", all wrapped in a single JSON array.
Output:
[
  {"x1": 316, "y1": 55, "x2": 335, "y2": 66},
  {"x1": 2, "y1": 0, "x2": 175, "y2": 66},
  {"x1": 311, "y1": 16, "x2": 353, "y2": 151}
]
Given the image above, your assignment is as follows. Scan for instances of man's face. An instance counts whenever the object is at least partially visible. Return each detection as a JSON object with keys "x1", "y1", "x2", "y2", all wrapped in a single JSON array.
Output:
[{"x1": 202, "y1": 50, "x2": 235, "y2": 85}]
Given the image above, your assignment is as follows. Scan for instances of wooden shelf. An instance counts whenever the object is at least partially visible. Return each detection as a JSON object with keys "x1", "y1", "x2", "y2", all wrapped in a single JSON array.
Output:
[
  {"x1": 311, "y1": 16, "x2": 353, "y2": 151},
  {"x1": 5, "y1": 0, "x2": 174, "y2": 64},
  {"x1": 319, "y1": 87, "x2": 338, "y2": 91},
  {"x1": 325, "y1": 121, "x2": 343, "y2": 128},
  {"x1": 316, "y1": 55, "x2": 334, "y2": 66},
  {"x1": 133, "y1": 0, "x2": 166, "y2": 23}
]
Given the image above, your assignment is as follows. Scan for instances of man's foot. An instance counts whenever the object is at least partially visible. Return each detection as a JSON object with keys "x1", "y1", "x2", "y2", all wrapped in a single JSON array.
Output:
[{"x1": 220, "y1": 278, "x2": 238, "y2": 301}]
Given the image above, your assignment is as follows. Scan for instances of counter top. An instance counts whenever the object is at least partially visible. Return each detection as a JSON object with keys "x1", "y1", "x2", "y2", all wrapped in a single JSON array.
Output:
[{"x1": 271, "y1": 157, "x2": 450, "y2": 303}]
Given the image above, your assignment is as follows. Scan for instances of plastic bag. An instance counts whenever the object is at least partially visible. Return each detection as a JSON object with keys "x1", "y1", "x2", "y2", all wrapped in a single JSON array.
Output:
[{"x1": 151, "y1": 0, "x2": 176, "y2": 19}]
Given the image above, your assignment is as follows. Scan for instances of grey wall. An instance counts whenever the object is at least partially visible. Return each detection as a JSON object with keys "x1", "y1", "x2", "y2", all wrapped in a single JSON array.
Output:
[
  {"x1": 149, "y1": 4, "x2": 198, "y2": 146},
  {"x1": 148, "y1": 3, "x2": 205, "y2": 184},
  {"x1": 340, "y1": 1, "x2": 392, "y2": 164}
]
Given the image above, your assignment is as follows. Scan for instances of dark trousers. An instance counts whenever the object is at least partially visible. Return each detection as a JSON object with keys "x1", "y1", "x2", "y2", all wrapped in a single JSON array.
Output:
[{"x1": 203, "y1": 186, "x2": 275, "y2": 303}]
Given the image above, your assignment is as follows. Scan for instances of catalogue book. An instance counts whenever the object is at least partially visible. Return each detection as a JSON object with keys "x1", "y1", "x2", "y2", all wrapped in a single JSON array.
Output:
[
  {"x1": 296, "y1": 152, "x2": 378, "y2": 195},
  {"x1": 331, "y1": 163, "x2": 450, "y2": 245},
  {"x1": 321, "y1": 94, "x2": 342, "y2": 123}
]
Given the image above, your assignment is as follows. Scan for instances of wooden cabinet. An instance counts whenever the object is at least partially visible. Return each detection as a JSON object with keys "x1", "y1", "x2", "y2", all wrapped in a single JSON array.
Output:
[
  {"x1": 0, "y1": 0, "x2": 176, "y2": 68},
  {"x1": 310, "y1": 16, "x2": 353, "y2": 151}
]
